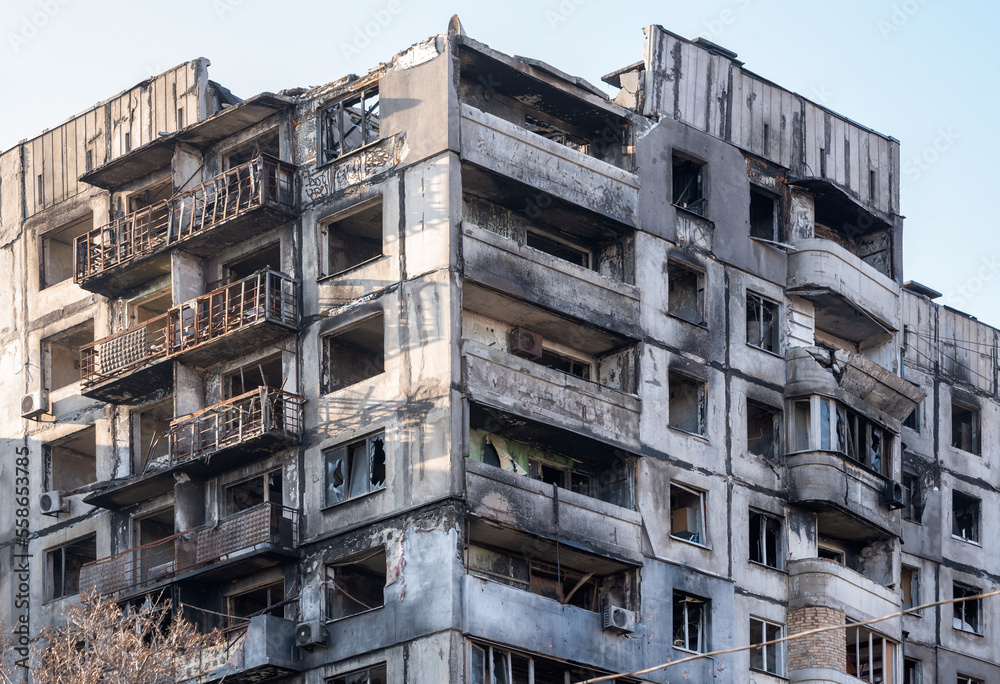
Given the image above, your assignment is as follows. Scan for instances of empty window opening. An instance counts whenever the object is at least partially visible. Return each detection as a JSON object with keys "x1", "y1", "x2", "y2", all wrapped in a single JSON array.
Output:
[
  {"x1": 952, "y1": 491, "x2": 980, "y2": 543},
  {"x1": 225, "y1": 131, "x2": 280, "y2": 168},
  {"x1": 902, "y1": 472, "x2": 923, "y2": 523},
  {"x1": 793, "y1": 396, "x2": 892, "y2": 475},
  {"x1": 750, "y1": 617, "x2": 783, "y2": 676},
  {"x1": 124, "y1": 132, "x2": 131, "y2": 153},
  {"x1": 132, "y1": 398, "x2": 172, "y2": 474},
  {"x1": 128, "y1": 287, "x2": 173, "y2": 326},
  {"x1": 672, "y1": 155, "x2": 706, "y2": 215},
  {"x1": 325, "y1": 432, "x2": 386, "y2": 507},
  {"x1": 43, "y1": 321, "x2": 94, "y2": 392},
  {"x1": 668, "y1": 261, "x2": 705, "y2": 325},
  {"x1": 951, "y1": 401, "x2": 980, "y2": 454},
  {"x1": 177, "y1": 107, "x2": 185, "y2": 129},
  {"x1": 670, "y1": 483, "x2": 706, "y2": 545},
  {"x1": 903, "y1": 404, "x2": 920, "y2": 432},
  {"x1": 319, "y1": 86, "x2": 380, "y2": 164},
  {"x1": 323, "y1": 314, "x2": 384, "y2": 392},
  {"x1": 85, "y1": 149, "x2": 93, "y2": 172},
  {"x1": 845, "y1": 622, "x2": 896, "y2": 683},
  {"x1": 329, "y1": 664, "x2": 387, "y2": 684},
  {"x1": 326, "y1": 547, "x2": 386, "y2": 620},
  {"x1": 226, "y1": 580, "x2": 284, "y2": 628},
  {"x1": 225, "y1": 470, "x2": 283, "y2": 516},
  {"x1": 46, "y1": 427, "x2": 96, "y2": 492},
  {"x1": 324, "y1": 199, "x2": 383, "y2": 277},
  {"x1": 749, "y1": 510, "x2": 782, "y2": 569},
  {"x1": 46, "y1": 535, "x2": 96, "y2": 601},
  {"x1": 746, "y1": 293, "x2": 779, "y2": 352},
  {"x1": 903, "y1": 659, "x2": 920, "y2": 684},
  {"x1": 953, "y1": 583, "x2": 982, "y2": 633},
  {"x1": 135, "y1": 507, "x2": 174, "y2": 582},
  {"x1": 225, "y1": 354, "x2": 283, "y2": 398},
  {"x1": 470, "y1": 643, "x2": 626, "y2": 684},
  {"x1": 901, "y1": 566, "x2": 919, "y2": 612},
  {"x1": 37, "y1": 174, "x2": 45, "y2": 206},
  {"x1": 749, "y1": 188, "x2": 778, "y2": 242},
  {"x1": 673, "y1": 592, "x2": 707, "y2": 653},
  {"x1": 526, "y1": 229, "x2": 591, "y2": 268},
  {"x1": 793, "y1": 400, "x2": 811, "y2": 451},
  {"x1": 747, "y1": 401, "x2": 780, "y2": 460},
  {"x1": 537, "y1": 348, "x2": 591, "y2": 380},
  {"x1": 41, "y1": 213, "x2": 94, "y2": 288},
  {"x1": 127, "y1": 180, "x2": 172, "y2": 212},
  {"x1": 819, "y1": 148, "x2": 826, "y2": 178},
  {"x1": 869, "y1": 169, "x2": 876, "y2": 202},
  {"x1": 225, "y1": 242, "x2": 282, "y2": 282},
  {"x1": 669, "y1": 371, "x2": 706, "y2": 436},
  {"x1": 762, "y1": 124, "x2": 770, "y2": 156}
]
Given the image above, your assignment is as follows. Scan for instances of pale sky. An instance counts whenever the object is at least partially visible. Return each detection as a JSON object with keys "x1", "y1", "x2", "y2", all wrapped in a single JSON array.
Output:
[{"x1": 2, "y1": 0, "x2": 994, "y2": 326}]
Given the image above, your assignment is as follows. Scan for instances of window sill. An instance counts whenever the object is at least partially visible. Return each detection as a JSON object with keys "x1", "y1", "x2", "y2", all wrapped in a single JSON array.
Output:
[
  {"x1": 951, "y1": 535, "x2": 982, "y2": 547},
  {"x1": 746, "y1": 343, "x2": 783, "y2": 359},
  {"x1": 668, "y1": 425, "x2": 710, "y2": 443},
  {"x1": 749, "y1": 667, "x2": 787, "y2": 680},
  {"x1": 667, "y1": 312, "x2": 708, "y2": 329},
  {"x1": 670, "y1": 534, "x2": 711, "y2": 550},
  {"x1": 749, "y1": 560, "x2": 787, "y2": 574},
  {"x1": 324, "y1": 606, "x2": 383, "y2": 624},
  {"x1": 951, "y1": 446, "x2": 981, "y2": 457},
  {"x1": 321, "y1": 486, "x2": 385, "y2": 513},
  {"x1": 953, "y1": 626, "x2": 983, "y2": 637},
  {"x1": 322, "y1": 371, "x2": 387, "y2": 396},
  {"x1": 318, "y1": 254, "x2": 387, "y2": 282},
  {"x1": 316, "y1": 139, "x2": 383, "y2": 170},
  {"x1": 672, "y1": 645, "x2": 707, "y2": 656}
]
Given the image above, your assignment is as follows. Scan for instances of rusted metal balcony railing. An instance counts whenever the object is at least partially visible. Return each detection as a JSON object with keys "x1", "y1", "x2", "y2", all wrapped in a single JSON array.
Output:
[
  {"x1": 167, "y1": 270, "x2": 297, "y2": 357},
  {"x1": 74, "y1": 155, "x2": 297, "y2": 286},
  {"x1": 81, "y1": 314, "x2": 169, "y2": 388},
  {"x1": 74, "y1": 201, "x2": 171, "y2": 283},
  {"x1": 168, "y1": 387, "x2": 303, "y2": 467},
  {"x1": 172, "y1": 155, "x2": 296, "y2": 242},
  {"x1": 80, "y1": 503, "x2": 298, "y2": 598}
]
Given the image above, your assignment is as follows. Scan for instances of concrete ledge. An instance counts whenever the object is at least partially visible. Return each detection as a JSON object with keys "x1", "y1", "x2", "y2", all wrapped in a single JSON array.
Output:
[
  {"x1": 789, "y1": 667, "x2": 860, "y2": 684},
  {"x1": 787, "y1": 558, "x2": 901, "y2": 635}
]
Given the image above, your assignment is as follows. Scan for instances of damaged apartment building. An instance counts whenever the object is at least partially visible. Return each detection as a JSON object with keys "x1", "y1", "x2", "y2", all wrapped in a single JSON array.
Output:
[{"x1": 1, "y1": 16, "x2": 998, "y2": 684}]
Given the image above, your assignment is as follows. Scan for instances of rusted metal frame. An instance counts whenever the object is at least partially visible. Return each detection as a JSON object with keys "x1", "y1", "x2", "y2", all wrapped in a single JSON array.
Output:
[
  {"x1": 79, "y1": 313, "x2": 170, "y2": 386},
  {"x1": 73, "y1": 201, "x2": 170, "y2": 281}
]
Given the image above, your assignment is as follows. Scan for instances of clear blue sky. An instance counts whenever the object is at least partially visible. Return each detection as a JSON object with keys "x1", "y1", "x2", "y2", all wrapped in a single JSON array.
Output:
[{"x1": 3, "y1": 0, "x2": 995, "y2": 325}]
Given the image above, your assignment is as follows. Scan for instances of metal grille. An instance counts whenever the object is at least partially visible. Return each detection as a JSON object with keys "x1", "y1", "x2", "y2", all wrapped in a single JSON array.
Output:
[
  {"x1": 80, "y1": 504, "x2": 298, "y2": 597},
  {"x1": 80, "y1": 314, "x2": 169, "y2": 387},
  {"x1": 74, "y1": 202, "x2": 171, "y2": 281}
]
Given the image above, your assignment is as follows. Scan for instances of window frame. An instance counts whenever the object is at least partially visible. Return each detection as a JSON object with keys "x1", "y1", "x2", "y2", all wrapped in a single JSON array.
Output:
[
  {"x1": 746, "y1": 399, "x2": 781, "y2": 460},
  {"x1": 324, "y1": 431, "x2": 387, "y2": 508},
  {"x1": 953, "y1": 582, "x2": 983, "y2": 635},
  {"x1": 672, "y1": 152, "x2": 707, "y2": 216},
  {"x1": 668, "y1": 371, "x2": 707, "y2": 437},
  {"x1": 902, "y1": 471, "x2": 923, "y2": 524},
  {"x1": 45, "y1": 534, "x2": 97, "y2": 602},
  {"x1": 749, "y1": 509, "x2": 783, "y2": 570},
  {"x1": 951, "y1": 400, "x2": 980, "y2": 454},
  {"x1": 320, "y1": 196, "x2": 384, "y2": 279},
  {"x1": 952, "y1": 491, "x2": 981, "y2": 544},
  {"x1": 325, "y1": 547, "x2": 387, "y2": 622},
  {"x1": 845, "y1": 621, "x2": 897, "y2": 683},
  {"x1": 749, "y1": 616, "x2": 784, "y2": 676},
  {"x1": 321, "y1": 313, "x2": 386, "y2": 393},
  {"x1": 901, "y1": 565, "x2": 920, "y2": 614},
  {"x1": 745, "y1": 291, "x2": 780, "y2": 354},
  {"x1": 670, "y1": 482, "x2": 708, "y2": 547},
  {"x1": 667, "y1": 259, "x2": 706, "y2": 326},
  {"x1": 326, "y1": 663, "x2": 387, "y2": 684},
  {"x1": 319, "y1": 86, "x2": 381, "y2": 165},
  {"x1": 673, "y1": 591, "x2": 708, "y2": 653}
]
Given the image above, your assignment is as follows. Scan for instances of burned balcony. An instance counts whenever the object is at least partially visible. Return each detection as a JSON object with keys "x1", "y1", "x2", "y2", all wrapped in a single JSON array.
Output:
[
  {"x1": 75, "y1": 155, "x2": 297, "y2": 295},
  {"x1": 167, "y1": 269, "x2": 298, "y2": 368},
  {"x1": 80, "y1": 313, "x2": 171, "y2": 403},
  {"x1": 85, "y1": 388, "x2": 303, "y2": 510},
  {"x1": 177, "y1": 615, "x2": 302, "y2": 683},
  {"x1": 79, "y1": 503, "x2": 298, "y2": 599}
]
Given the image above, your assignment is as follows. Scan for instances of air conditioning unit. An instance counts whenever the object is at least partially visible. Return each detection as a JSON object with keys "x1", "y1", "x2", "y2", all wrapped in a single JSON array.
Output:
[
  {"x1": 509, "y1": 327, "x2": 543, "y2": 360},
  {"x1": 39, "y1": 491, "x2": 68, "y2": 516},
  {"x1": 603, "y1": 605, "x2": 636, "y2": 634},
  {"x1": 881, "y1": 479, "x2": 906, "y2": 510},
  {"x1": 294, "y1": 620, "x2": 328, "y2": 649},
  {"x1": 21, "y1": 390, "x2": 49, "y2": 420}
]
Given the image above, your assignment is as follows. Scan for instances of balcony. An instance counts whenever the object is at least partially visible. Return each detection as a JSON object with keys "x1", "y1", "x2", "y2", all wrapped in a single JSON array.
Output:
[
  {"x1": 75, "y1": 155, "x2": 297, "y2": 295},
  {"x1": 79, "y1": 503, "x2": 298, "y2": 599},
  {"x1": 166, "y1": 269, "x2": 297, "y2": 368},
  {"x1": 86, "y1": 387, "x2": 303, "y2": 509},
  {"x1": 80, "y1": 314, "x2": 172, "y2": 403},
  {"x1": 787, "y1": 558, "x2": 900, "y2": 629},
  {"x1": 178, "y1": 616, "x2": 302, "y2": 683}
]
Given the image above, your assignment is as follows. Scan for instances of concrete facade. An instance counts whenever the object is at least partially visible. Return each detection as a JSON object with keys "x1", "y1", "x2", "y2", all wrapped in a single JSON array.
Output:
[{"x1": 0, "y1": 19, "x2": 996, "y2": 684}]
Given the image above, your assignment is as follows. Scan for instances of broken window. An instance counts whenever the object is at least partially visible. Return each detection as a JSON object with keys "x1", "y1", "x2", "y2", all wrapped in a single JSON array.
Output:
[
  {"x1": 128, "y1": 287, "x2": 173, "y2": 327},
  {"x1": 469, "y1": 643, "x2": 623, "y2": 684},
  {"x1": 319, "y1": 86, "x2": 380, "y2": 164},
  {"x1": 903, "y1": 658, "x2": 920, "y2": 684},
  {"x1": 749, "y1": 187, "x2": 778, "y2": 241},
  {"x1": 792, "y1": 400, "x2": 811, "y2": 451},
  {"x1": 326, "y1": 547, "x2": 386, "y2": 620},
  {"x1": 903, "y1": 403, "x2": 920, "y2": 432},
  {"x1": 673, "y1": 592, "x2": 707, "y2": 652},
  {"x1": 953, "y1": 583, "x2": 982, "y2": 634},
  {"x1": 957, "y1": 676, "x2": 983, "y2": 684},
  {"x1": 668, "y1": 260, "x2": 705, "y2": 325},
  {"x1": 131, "y1": 398, "x2": 172, "y2": 474},
  {"x1": 672, "y1": 154, "x2": 706, "y2": 215},
  {"x1": 45, "y1": 427, "x2": 97, "y2": 492},
  {"x1": 670, "y1": 483, "x2": 707, "y2": 545},
  {"x1": 749, "y1": 510, "x2": 782, "y2": 569},
  {"x1": 43, "y1": 321, "x2": 94, "y2": 392},
  {"x1": 901, "y1": 566, "x2": 919, "y2": 612},
  {"x1": 225, "y1": 354, "x2": 283, "y2": 398},
  {"x1": 795, "y1": 396, "x2": 892, "y2": 475},
  {"x1": 45, "y1": 535, "x2": 96, "y2": 601},
  {"x1": 537, "y1": 348, "x2": 591, "y2": 380},
  {"x1": 329, "y1": 664, "x2": 387, "y2": 684},
  {"x1": 224, "y1": 242, "x2": 282, "y2": 282},
  {"x1": 226, "y1": 579, "x2": 284, "y2": 628},
  {"x1": 322, "y1": 314, "x2": 385, "y2": 393},
  {"x1": 668, "y1": 371, "x2": 706, "y2": 436},
  {"x1": 817, "y1": 541, "x2": 845, "y2": 565},
  {"x1": 952, "y1": 491, "x2": 980, "y2": 543},
  {"x1": 324, "y1": 432, "x2": 386, "y2": 507},
  {"x1": 224, "y1": 470, "x2": 282, "y2": 515},
  {"x1": 951, "y1": 401, "x2": 980, "y2": 454},
  {"x1": 746, "y1": 293, "x2": 779, "y2": 353},
  {"x1": 41, "y1": 213, "x2": 93, "y2": 288},
  {"x1": 845, "y1": 622, "x2": 896, "y2": 683},
  {"x1": 902, "y1": 472, "x2": 923, "y2": 524},
  {"x1": 526, "y1": 229, "x2": 592, "y2": 268},
  {"x1": 323, "y1": 198, "x2": 383, "y2": 277},
  {"x1": 225, "y1": 131, "x2": 280, "y2": 169},
  {"x1": 749, "y1": 617, "x2": 783, "y2": 676},
  {"x1": 747, "y1": 401, "x2": 780, "y2": 460},
  {"x1": 134, "y1": 507, "x2": 174, "y2": 585}
]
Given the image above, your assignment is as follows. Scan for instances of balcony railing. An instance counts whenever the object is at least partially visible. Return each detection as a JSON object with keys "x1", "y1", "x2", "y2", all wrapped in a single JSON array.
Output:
[
  {"x1": 167, "y1": 269, "x2": 296, "y2": 356},
  {"x1": 168, "y1": 387, "x2": 303, "y2": 467},
  {"x1": 80, "y1": 503, "x2": 298, "y2": 597},
  {"x1": 74, "y1": 155, "x2": 297, "y2": 285},
  {"x1": 80, "y1": 314, "x2": 169, "y2": 388}
]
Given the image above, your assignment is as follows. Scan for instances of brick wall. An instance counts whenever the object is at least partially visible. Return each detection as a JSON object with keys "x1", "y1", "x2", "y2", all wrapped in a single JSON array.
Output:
[{"x1": 787, "y1": 605, "x2": 846, "y2": 672}]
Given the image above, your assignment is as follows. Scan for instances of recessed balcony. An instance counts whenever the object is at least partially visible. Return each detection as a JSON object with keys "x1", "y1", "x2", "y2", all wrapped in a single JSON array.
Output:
[
  {"x1": 177, "y1": 615, "x2": 302, "y2": 684},
  {"x1": 79, "y1": 503, "x2": 298, "y2": 600},
  {"x1": 80, "y1": 313, "x2": 172, "y2": 403}
]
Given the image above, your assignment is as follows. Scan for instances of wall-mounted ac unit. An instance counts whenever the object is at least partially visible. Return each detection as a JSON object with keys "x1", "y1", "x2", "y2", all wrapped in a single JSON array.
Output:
[
  {"x1": 40, "y1": 491, "x2": 68, "y2": 516},
  {"x1": 294, "y1": 620, "x2": 328, "y2": 649},
  {"x1": 510, "y1": 328, "x2": 543, "y2": 360},
  {"x1": 881, "y1": 479, "x2": 906, "y2": 510},
  {"x1": 603, "y1": 605, "x2": 636, "y2": 634},
  {"x1": 21, "y1": 390, "x2": 49, "y2": 420}
]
